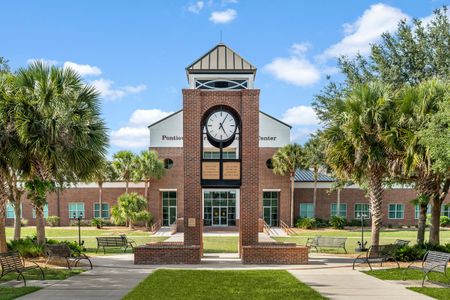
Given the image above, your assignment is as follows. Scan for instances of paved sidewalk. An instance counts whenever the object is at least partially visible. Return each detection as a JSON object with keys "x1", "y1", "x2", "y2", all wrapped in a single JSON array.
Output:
[{"x1": 17, "y1": 253, "x2": 433, "y2": 300}]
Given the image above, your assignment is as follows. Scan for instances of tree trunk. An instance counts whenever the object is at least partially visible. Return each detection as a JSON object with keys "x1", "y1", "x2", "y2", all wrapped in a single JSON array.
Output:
[
  {"x1": 417, "y1": 204, "x2": 427, "y2": 245},
  {"x1": 144, "y1": 180, "x2": 149, "y2": 201},
  {"x1": 0, "y1": 199, "x2": 7, "y2": 253},
  {"x1": 313, "y1": 168, "x2": 319, "y2": 218},
  {"x1": 337, "y1": 188, "x2": 341, "y2": 216},
  {"x1": 35, "y1": 206, "x2": 46, "y2": 244},
  {"x1": 98, "y1": 182, "x2": 103, "y2": 219},
  {"x1": 368, "y1": 172, "x2": 383, "y2": 246},
  {"x1": 125, "y1": 181, "x2": 129, "y2": 194},
  {"x1": 290, "y1": 174, "x2": 294, "y2": 227},
  {"x1": 13, "y1": 202, "x2": 21, "y2": 240},
  {"x1": 429, "y1": 197, "x2": 441, "y2": 245}
]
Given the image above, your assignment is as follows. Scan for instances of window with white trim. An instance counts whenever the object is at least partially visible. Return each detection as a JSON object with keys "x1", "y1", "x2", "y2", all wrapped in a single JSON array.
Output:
[
  {"x1": 6, "y1": 203, "x2": 22, "y2": 219},
  {"x1": 441, "y1": 204, "x2": 450, "y2": 217},
  {"x1": 94, "y1": 203, "x2": 110, "y2": 218},
  {"x1": 388, "y1": 204, "x2": 404, "y2": 219},
  {"x1": 330, "y1": 203, "x2": 347, "y2": 218},
  {"x1": 69, "y1": 203, "x2": 85, "y2": 219},
  {"x1": 354, "y1": 203, "x2": 371, "y2": 219},
  {"x1": 32, "y1": 204, "x2": 48, "y2": 218}
]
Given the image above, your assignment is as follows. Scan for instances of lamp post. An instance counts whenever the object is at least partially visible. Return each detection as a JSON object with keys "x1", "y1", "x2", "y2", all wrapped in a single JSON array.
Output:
[
  {"x1": 73, "y1": 212, "x2": 84, "y2": 246},
  {"x1": 356, "y1": 213, "x2": 368, "y2": 252}
]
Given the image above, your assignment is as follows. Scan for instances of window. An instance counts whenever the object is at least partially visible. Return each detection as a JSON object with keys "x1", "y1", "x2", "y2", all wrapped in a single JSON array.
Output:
[
  {"x1": 441, "y1": 204, "x2": 450, "y2": 217},
  {"x1": 388, "y1": 204, "x2": 404, "y2": 219},
  {"x1": 69, "y1": 203, "x2": 85, "y2": 219},
  {"x1": 162, "y1": 191, "x2": 177, "y2": 226},
  {"x1": 299, "y1": 203, "x2": 314, "y2": 218},
  {"x1": 94, "y1": 203, "x2": 110, "y2": 218},
  {"x1": 32, "y1": 204, "x2": 48, "y2": 218},
  {"x1": 354, "y1": 203, "x2": 371, "y2": 219},
  {"x1": 415, "y1": 204, "x2": 431, "y2": 219},
  {"x1": 203, "y1": 150, "x2": 237, "y2": 160},
  {"x1": 164, "y1": 158, "x2": 173, "y2": 169},
  {"x1": 203, "y1": 190, "x2": 236, "y2": 226},
  {"x1": 5, "y1": 203, "x2": 22, "y2": 219},
  {"x1": 330, "y1": 203, "x2": 347, "y2": 218},
  {"x1": 266, "y1": 159, "x2": 274, "y2": 169}
]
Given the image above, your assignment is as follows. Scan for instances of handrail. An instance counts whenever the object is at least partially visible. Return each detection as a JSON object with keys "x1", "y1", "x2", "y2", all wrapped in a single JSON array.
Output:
[
  {"x1": 280, "y1": 220, "x2": 294, "y2": 235},
  {"x1": 150, "y1": 219, "x2": 162, "y2": 234},
  {"x1": 263, "y1": 220, "x2": 274, "y2": 236},
  {"x1": 170, "y1": 220, "x2": 177, "y2": 235}
]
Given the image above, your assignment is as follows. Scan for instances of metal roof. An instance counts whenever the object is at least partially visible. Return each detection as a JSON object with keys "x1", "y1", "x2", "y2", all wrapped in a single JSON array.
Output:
[
  {"x1": 186, "y1": 43, "x2": 257, "y2": 74},
  {"x1": 294, "y1": 169, "x2": 335, "y2": 182}
]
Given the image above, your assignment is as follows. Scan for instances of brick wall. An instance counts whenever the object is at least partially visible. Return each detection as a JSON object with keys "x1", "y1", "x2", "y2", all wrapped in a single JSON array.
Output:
[
  {"x1": 134, "y1": 242, "x2": 201, "y2": 264},
  {"x1": 242, "y1": 243, "x2": 309, "y2": 264}
]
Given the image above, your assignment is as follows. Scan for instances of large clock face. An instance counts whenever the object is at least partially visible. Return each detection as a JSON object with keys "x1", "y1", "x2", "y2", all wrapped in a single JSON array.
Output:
[{"x1": 205, "y1": 110, "x2": 237, "y2": 142}]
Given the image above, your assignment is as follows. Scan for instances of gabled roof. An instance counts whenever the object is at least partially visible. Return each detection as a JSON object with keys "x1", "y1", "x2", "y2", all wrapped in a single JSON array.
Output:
[
  {"x1": 147, "y1": 110, "x2": 182, "y2": 128},
  {"x1": 294, "y1": 169, "x2": 335, "y2": 182},
  {"x1": 186, "y1": 43, "x2": 257, "y2": 74},
  {"x1": 259, "y1": 111, "x2": 292, "y2": 129}
]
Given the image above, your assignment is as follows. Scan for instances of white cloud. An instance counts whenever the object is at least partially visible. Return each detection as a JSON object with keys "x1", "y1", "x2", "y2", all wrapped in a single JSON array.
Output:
[
  {"x1": 188, "y1": 1, "x2": 204, "y2": 14},
  {"x1": 63, "y1": 61, "x2": 102, "y2": 76},
  {"x1": 27, "y1": 58, "x2": 58, "y2": 66},
  {"x1": 282, "y1": 105, "x2": 319, "y2": 126},
  {"x1": 111, "y1": 108, "x2": 174, "y2": 149},
  {"x1": 321, "y1": 3, "x2": 409, "y2": 59},
  {"x1": 290, "y1": 127, "x2": 316, "y2": 144},
  {"x1": 110, "y1": 127, "x2": 149, "y2": 148},
  {"x1": 91, "y1": 79, "x2": 146, "y2": 100},
  {"x1": 221, "y1": 0, "x2": 238, "y2": 5},
  {"x1": 264, "y1": 56, "x2": 320, "y2": 86},
  {"x1": 129, "y1": 109, "x2": 173, "y2": 126},
  {"x1": 290, "y1": 42, "x2": 311, "y2": 56},
  {"x1": 209, "y1": 9, "x2": 237, "y2": 23}
]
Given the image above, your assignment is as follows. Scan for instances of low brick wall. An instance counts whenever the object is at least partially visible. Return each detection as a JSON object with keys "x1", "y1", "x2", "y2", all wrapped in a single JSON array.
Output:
[
  {"x1": 242, "y1": 243, "x2": 309, "y2": 264},
  {"x1": 134, "y1": 242, "x2": 202, "y2": 264}
]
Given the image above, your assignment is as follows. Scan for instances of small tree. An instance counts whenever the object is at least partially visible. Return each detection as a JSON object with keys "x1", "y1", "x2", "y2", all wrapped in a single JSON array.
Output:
[
  {"x1": 111, "y1": 193, "x2": 149, "y2": 228},
  {"x1": 133, "y1": 150, "x2": 165, "y2": 201},
  {"x1": 272, "y1": 144, "x2": 304, "y2": 227}
]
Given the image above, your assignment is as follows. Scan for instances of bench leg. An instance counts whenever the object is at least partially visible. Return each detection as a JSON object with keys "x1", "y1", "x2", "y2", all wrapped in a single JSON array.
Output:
[
  {"x1": 38, "y1": 266, "x2": 45, "y2": 281},
  {"x1": 17, "y1": 271, "x2": 26, "y2": 287},
  {"x1": 103, "y1": 246, "x2": 106, "y2": 254},
  {"x1": 343, "y1": 246, "x2": 347, "y2": 254},
  {"x1": 123, "y1": 245, "x2": 128, "y2": 253},
  {"x1": 96, "y1": 246, "x2": 99, "y2": 254},
  {"x1": 65, "y1": 258, "x2": 72, "y2": 270},
  {"x1": 367, "y1": 259, "x2": 373, "y2": 271}
]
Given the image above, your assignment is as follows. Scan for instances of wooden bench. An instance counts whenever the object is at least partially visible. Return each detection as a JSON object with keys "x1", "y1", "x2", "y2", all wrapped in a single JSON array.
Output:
[
  {"x1": 0, "y1": 252, "x2": 45, "y2": 286},
  {"x1": 306, "y1": 236, "x2": 347, "y2": 253},
  {"x1": 353, "y1": 244, "x2": 400, "y2": 270},
  {"x1": 96, "y1": 235, "x2": 136, "y2": 254},
  {"x1": 403, "y1": 250, "x2": 450, "y2": 287},
  {"x1": 44, "y1": 243, "x2": 93, "y2": 269}
]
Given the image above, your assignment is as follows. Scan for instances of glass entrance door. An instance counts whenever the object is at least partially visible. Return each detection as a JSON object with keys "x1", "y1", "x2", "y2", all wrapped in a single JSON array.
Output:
[
  {"x1": 263, "y1": 191, "x2": 279, "y2": 226},
  {"x1": 212, "y1": 207, "x2": 228, "y2": 226},
  {"x1": 204, "y1": 190, "x2": 236, "y2": 226}
]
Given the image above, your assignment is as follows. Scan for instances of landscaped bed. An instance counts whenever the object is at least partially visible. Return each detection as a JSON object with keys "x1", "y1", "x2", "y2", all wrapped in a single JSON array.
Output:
[
  {"x1": 123, "y1": 269, "x2": 325, "y2": 300},
  {"x1": 363, "y1": 268, "x2": 450, "y2": 299}
]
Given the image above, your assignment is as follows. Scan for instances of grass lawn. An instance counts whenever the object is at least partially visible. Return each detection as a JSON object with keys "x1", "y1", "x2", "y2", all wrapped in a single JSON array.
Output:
[
  {"x1": 364, "y1": 268, "x2": 450, "y2": 299},
  {"x1": 203, "y1": 237, "x2": 238, "y2": 253},
  {"x1": 123, "y1": 269, "x2": 325, "y2": 300},
  {"x1": 273, "y1": 228, "x2": 450, "y2": 254},
  {"x1": 408, "y1": 287, "x2": 450, "y2": 300},
  {"x1": 0, "y1": 287, "x2": 41, "y2": 300}
]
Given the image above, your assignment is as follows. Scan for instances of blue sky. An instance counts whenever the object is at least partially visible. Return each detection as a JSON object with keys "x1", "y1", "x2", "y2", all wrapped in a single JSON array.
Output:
[{"x1": 1, "y1": 0, "x2": 447, "y2": 156}]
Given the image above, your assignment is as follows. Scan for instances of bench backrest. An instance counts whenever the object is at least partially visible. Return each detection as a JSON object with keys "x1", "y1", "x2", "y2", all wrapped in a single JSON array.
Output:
[
  {"x1": 316, "y1": 237, "x2": 347, "y2": 247},
  {"x1": 96, "y1": 236, "x2": 127, "y2": 246},
  {"x1": 423, "y1": 251, "x2": 450, "y2": 273},
  {"x1": 44, "y1": 244, "x2": 72, "y2": 257},
  {"x1": 0, "y1": 252, "x2": 24, "y2": 272},
  {"x1": 368, "y1": 244, "x2": 398, "y2": 258}
]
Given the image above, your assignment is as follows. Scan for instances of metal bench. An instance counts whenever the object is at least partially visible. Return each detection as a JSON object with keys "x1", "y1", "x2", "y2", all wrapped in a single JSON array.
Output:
[
  {"x1": 96, "y1": 235, "x2": 136, "y2": 254},
  {"x1": 306, "y1": 236, "x2": 347, "y2": 253},
  {"x1": 44, "y1": 243, "x2": 93, "y2": 269},
  {"x1": 353, "y1": 244, "x2": 400, "y2": 270},
  {"x1": 403, "y1": 250, "x2": 450, "y2": 287},
  {"x1": 0, "y1": 252, "x2": 45, "y2": 286}
]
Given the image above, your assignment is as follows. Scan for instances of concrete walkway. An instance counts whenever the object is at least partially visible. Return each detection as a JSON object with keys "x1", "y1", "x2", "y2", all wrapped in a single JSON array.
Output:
[{"x1": 17, "y1": 254, "x2": 433, "y2": 300}]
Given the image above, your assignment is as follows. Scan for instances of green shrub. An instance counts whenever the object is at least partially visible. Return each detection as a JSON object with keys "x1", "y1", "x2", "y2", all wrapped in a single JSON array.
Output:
[
  {"x1": 8, "y1": 236, "x2": 84, "y2": 258},
  {"x1": 295, "y1": 217, "x2": 316, "y2": 229},
  {"x1": 46, "y1": 216, "x2": 60, "y2": 227},
  {"x1": 440, "y1": 216, "x2": 450, "y2": 227},
  {"x1": 314, "y1": 218, "x2": 329, "y2": 228},
  {"x1": 134, "y1": 211, "x2": 153, "y2": 227},
  {"x1": 70, "y1": 219, "x2": 91, "y2": 226},
  {"x1": 347, "y1": 219, "x2": 369, "y2": 227},
  {"x1": 91, "y1": 218, "x2": 103, "y2": 229},
  {"x1": 330, "y1": 216, "x2": 346, "y2": 229},
  {"x1": 394, "y1": 243, "x2": 450, "y2": 262}
]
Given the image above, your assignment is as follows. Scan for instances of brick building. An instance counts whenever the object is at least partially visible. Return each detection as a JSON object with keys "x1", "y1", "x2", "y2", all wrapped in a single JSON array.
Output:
[{"x1": 5, "y1": 44, "x2": 449, "y2": 263}]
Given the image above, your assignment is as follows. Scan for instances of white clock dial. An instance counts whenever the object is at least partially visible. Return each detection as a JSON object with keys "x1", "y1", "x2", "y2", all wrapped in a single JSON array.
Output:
[{"x1": 206, "y1": 110, "x2": 237, "y2": 142}]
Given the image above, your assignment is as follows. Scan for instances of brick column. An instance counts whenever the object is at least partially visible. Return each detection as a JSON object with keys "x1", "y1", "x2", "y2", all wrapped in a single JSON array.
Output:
[
  {"x1": 182, "y1": 89, "x2": 203, "y2": 248},
  {"x1": 240, "y1": 89, "x2": 260, "y2": 247}
]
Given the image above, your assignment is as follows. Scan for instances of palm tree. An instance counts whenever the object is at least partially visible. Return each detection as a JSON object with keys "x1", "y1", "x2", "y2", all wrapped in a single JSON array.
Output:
[
  {"x1": 90, "y1": 159, "x2": 117, "y2": 219},
  {"x1": 320, "y1": 82, "x2": 392, "y2": 246},
  {"x1": 112, "y1": 151, "x2": 136, "y2": 193},
  {"x1": 302, "y1": 134, "x2": 326, "y2": 217},
  {"x1": 13, "y1": 62, "x2": 108, "y2": 244},
  {"x1": 272, "y1": 143, "x2": 304, "y2": 227},
  {"x1": 392, "y1": 79, "x2": 449, "y2": 245},
  {"x1": 133, "y1": 150, "x2": 165, "y2": 201}
]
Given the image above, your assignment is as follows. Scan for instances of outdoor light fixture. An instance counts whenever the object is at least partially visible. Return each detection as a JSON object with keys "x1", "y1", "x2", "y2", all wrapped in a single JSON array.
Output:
[
  {"x1": 73, "y1": 211, "x2": 84, "y2": 246},
  {"x1": 356, "y1": 213, "x2": 368, "y2": 252}
]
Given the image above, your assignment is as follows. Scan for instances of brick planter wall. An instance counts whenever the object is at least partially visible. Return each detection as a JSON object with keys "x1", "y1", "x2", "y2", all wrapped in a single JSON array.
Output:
[
  {"x1": 242, "y1": 243, "x2": 309, "y2": 264},
  {"x1": 134, "y1": 242, "x2": 201, "y2": 264}
]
